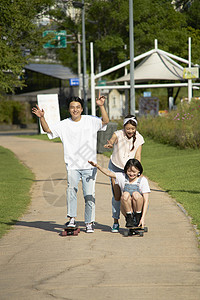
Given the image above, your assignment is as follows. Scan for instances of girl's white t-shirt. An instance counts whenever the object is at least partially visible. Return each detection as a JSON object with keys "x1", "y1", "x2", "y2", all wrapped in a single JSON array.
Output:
[
  {"x1": 115, "y1": 173, "x2": 151, "y2": 194},
  {"x1": 47, "y1": 115, "x2": 106, "y2": 169},
  {"x1": 111, "y1": 130, "x2": 145, "y2": 169}
]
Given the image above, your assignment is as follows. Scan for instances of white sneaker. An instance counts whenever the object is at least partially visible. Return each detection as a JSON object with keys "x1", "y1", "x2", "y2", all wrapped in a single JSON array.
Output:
[
  {"x1": 86, "y1": 223, "x2": 94, "y2": 233},
  {"x1": 67, "y1": 218, "x2": 76, "y2": 228}
]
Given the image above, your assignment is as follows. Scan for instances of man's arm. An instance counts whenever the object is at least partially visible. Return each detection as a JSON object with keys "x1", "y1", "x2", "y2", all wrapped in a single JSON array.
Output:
[
  {"x1": 96, "y1": 96, "x2": 109, "y2": 125},
  {"x1": 32, "y1": 105, "x2": 52, "y2": 133}
]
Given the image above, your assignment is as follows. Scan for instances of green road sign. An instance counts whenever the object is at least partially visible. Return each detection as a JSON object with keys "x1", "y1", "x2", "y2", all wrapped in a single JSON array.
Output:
[
  {"x1": 43, "y1": 30, "x2": 67, "y2": 48},
  {"x1": 97, "y1": 80, "x2": 107, "y2": 86}
]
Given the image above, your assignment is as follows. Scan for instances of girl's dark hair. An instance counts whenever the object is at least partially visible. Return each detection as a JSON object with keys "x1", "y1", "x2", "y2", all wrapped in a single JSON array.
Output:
[
  {"x1": 67, "y1": 97, "x2": 84, "y2": 109},
  {"x1": 124, "y1": 114, "x2": 137, "y2": 151},
  {"x1": 124, "y1": 158, "x2": 143, "y2": 175}
]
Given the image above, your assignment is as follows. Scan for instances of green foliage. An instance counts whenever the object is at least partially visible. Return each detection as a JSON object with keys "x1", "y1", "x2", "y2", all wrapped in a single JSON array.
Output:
[
  {"x1": 137, "y1": 99, "x2": 200, "y2": 149},
  {"x1": 0, "y1": 99, "x2": 27, "y2": 124},
  {"x1": 0, "y1": 146, "x2": 34, "y2": 238},
  {"x1": 50, "y1": 0, "x2": 200, "y2": 77},
  {"x1": 0, "y1": 0, "x2": 54, "y2": 93}
]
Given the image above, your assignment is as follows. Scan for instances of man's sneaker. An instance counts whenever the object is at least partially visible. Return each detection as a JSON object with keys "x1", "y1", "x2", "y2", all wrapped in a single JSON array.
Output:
[
  {"x1": 125, "y1": 214, "x2": 135, "y2": 227},
  {"x1": 111, "y1": 223, "x2": 119, "y2": 233},
  {"x1": 86, "y1": 223, "x2": 94, "y2": 233},
  {"x1": 66, "y1": 218, "x2": 76, "y2": 228}
]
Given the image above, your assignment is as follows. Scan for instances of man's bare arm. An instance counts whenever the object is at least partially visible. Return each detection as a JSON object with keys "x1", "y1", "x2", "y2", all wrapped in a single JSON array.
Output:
[{"x1": 32, "y1": 105, "x2": 52, "y2": 133}]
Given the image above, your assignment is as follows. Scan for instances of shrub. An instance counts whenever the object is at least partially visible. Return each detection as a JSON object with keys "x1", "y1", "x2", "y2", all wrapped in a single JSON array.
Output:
[
  {"x1": 137, "y1": 99, "x2": 200, "y2": 149},
  {"x1": 0, "y1": 99, "x2": 26, "y2": 125}
]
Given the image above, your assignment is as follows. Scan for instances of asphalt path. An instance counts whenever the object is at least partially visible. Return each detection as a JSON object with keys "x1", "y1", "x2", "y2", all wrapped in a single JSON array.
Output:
[{"x1": 0, "y1": 135, "x2": 200, "y2": 300}]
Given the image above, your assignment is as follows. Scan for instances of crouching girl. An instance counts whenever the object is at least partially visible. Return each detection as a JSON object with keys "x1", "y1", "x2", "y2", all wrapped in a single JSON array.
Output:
[{"x1": 88, "y1": 158, "x2": 150, "y2": 228}]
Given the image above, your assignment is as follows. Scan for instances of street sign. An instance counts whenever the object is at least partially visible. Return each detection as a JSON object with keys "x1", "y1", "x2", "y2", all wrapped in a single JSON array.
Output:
[
  {"x1": 143, "y1": 91, "x2": 151, "y2": 97},
  {"x1": 69, "y1": 78, "x2": 79, "y2": 86},
  {"x1": 97, "y1": 80, "x2": 107, "y2": 86},
  {"x1": 183, "y1": 67, "x2": 199, "y2": 79},
  {"x1": 43, "y1": 30, "x2": 67, "y2": 48}
]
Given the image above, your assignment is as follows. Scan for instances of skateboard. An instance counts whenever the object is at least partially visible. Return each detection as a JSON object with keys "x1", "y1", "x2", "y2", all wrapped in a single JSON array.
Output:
[
  {"x1": 123, "y1": 226, "x2": 148, "y2": 237},
  {"x1": 61, "y1": 226, "x2": 80, "y2": 236}
]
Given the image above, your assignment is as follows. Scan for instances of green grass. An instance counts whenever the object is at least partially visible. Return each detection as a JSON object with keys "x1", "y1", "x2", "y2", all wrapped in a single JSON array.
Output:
[
  {"x1": 19, "y1": 134, "x2": 61, "y2": 143},
  {"x1": 142, "y1": 138, "x2": 200, "y2": 229},
  {"x1": 0, "y1": 146, "x2": 34, "y2": 238},
  {"x1": 104, "y1": 137, "x2": 200, "y2": 231}
]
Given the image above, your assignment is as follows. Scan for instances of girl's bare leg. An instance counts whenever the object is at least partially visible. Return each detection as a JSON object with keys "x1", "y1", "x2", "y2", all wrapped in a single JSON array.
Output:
[
  {"x1": 111, "y1": 179, "x2": 121, "y2": 201},
  {"x1": 132, "y1": 192, "x2": 144, "y2": 226},
  {"x1": 132, "y1": 191, "x2": 143, "y2": 212},
  {"x1": 121, "y1": 192, "x2": 132, "y2": 214}
]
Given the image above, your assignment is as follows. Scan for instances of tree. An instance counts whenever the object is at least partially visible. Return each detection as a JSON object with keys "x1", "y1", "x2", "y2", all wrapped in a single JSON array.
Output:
[
  {"x1": 0, "y1": 0, "x2": 54, "y2": 93},
  {"x1": 185, "y1": 0, "x2": 200, "y2": 29},
  {"x1": 51, "y1": 0, "x2": 197, "y2": 79}
]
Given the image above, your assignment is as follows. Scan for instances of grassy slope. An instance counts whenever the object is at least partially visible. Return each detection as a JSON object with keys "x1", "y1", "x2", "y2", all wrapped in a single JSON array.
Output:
[
  {"x1": 0, "y1": 146, "x2": 34, "y2": 238},
  {"x1": 142, "y1": 137, "x2": 200, "y2": 229}
]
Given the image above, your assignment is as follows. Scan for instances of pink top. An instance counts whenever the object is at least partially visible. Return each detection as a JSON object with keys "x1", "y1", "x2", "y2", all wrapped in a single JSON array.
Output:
[{"x1": 111, "y1": 130, "x2": 145, "y2": 169}]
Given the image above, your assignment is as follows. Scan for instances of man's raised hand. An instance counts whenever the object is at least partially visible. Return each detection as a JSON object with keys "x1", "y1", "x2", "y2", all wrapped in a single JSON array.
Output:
[
  {"x1": 32, "y1": 105, "x2": 45, "y2": 118},
  {"x1": 96, "y1": 95, "x2": 106, "y2": 106}
]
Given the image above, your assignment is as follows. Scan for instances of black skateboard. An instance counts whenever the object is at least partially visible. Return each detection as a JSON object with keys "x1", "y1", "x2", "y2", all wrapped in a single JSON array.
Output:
[
  {"x1": 61, "y1": 226, "x2": 80, "y2": 236},
  {"x1": 123, "y1": 226, "x2": 148, "y2": 237}
]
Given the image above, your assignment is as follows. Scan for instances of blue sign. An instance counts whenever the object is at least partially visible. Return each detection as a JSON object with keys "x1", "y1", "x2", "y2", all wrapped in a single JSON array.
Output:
[
  {"x1": 70, "y1": 78, "x2": 79, "y2": 86},
  {"x1": 143, "y1": 91, "x2": 151, "y2": 97}
]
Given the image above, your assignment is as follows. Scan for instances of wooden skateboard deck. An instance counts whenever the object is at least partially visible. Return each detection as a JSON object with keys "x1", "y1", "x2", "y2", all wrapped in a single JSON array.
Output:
[{"x1": 61, "y1": 226, "x2": 80, "y2": 236}]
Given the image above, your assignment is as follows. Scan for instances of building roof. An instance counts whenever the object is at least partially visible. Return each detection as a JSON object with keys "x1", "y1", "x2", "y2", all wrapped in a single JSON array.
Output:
[
  {"x1": 24, "y1": 63, "x2": 77, "y2": 80},
  {"x1": 110, "y1": 50, "x2": 184, "y2": 83}
]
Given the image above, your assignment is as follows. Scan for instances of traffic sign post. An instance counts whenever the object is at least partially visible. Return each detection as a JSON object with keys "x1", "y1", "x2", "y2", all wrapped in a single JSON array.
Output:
[{"x1": 43, "y1": 30, "x2": 67, "y2": 48}]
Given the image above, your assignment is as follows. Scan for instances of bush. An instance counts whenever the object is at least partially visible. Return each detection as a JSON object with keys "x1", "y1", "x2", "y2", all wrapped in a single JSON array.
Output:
[
  {"x1": 137, "y1": 99, "x2": 200, "y2": 149},
  {"x1": 0, "y1": 99, "x2": 27, "y2": 124}
]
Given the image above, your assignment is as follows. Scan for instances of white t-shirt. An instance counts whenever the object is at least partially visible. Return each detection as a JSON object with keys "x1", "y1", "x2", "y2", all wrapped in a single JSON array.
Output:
[
  {"x1": 115, "y1": 173, "x2": 150, "y2": 194},
  {"x1": 111, "y1": 130, "x2": 145, "y2": 169},
  {"x1": 47, "y1": 115, "x2": 106, "y2": 170}
]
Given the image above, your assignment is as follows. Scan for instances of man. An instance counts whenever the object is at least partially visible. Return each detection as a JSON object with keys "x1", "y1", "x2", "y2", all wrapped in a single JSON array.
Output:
[{"x1": 32, "y1": 96, "x2": 109, "y2": 233}]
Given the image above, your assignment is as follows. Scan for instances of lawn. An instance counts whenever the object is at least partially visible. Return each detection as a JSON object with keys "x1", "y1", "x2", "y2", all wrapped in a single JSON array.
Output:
[{"x1": 0, "y1": 146, "x2": 34, "y2": 238}]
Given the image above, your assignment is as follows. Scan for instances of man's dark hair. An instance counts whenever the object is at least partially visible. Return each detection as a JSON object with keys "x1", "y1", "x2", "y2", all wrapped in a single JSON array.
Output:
[
  {"x1": 124, "y1": 158, "x2": 143, "y2": 175},
  {"x1": 67, "y1": 97, "x2": 84, "y2": 109}
]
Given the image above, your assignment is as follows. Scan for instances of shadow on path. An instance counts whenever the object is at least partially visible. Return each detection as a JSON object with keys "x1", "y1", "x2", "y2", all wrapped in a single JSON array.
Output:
[{"x1": 1, "y1": 219, "x2": 112, "y2": 234}]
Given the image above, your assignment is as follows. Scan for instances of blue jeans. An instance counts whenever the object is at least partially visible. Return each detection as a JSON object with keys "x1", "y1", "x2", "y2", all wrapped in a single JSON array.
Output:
[
  {"x1": 108, "y1": 160, "x2": 123, "y2": 220},
  {"x1": 66, "y1": 168, "x2": 97, "y2": 224}
]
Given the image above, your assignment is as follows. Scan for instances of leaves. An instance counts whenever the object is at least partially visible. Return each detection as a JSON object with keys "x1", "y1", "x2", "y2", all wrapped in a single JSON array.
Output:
[{"x1": 0, "y1": 0, "x2": 54, "y2": 93}]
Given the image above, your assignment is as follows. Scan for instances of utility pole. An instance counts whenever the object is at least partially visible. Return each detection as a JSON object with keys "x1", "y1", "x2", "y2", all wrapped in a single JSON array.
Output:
[
  {"x1": 129, "y1": 0, "x2": 135, "y2": 115},
  {"x1": 73, "y1": 1, "x2": 88, "y2": 114}
]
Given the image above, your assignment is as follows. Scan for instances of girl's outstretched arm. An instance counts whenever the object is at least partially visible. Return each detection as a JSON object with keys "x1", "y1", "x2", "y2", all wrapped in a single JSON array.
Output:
[
  {"x1": 88, "y1": 161, "x2": 116, "y2": 179},
  {"x1": 104, "y1": 132, "x2": 117, "y2": 148}
]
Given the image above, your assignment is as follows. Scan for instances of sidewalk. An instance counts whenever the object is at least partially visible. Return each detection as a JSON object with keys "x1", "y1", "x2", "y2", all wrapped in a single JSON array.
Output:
[{"x1": 0, "y1": 136, "x2": 199, "y2": 300}]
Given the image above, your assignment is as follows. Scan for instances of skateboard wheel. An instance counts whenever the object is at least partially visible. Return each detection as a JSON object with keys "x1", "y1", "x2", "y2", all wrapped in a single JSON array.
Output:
[
  {"x1": 144, "y1": 227, "x2": 148, "y2": 232},
  {"x1": 123, "y1": 231, "x2": 129, "y2": 237},
  {"x1": 61, "y1": 230, "x2": 68, "y2": 236},
  {"x1": 139, "y1": 232, "x2": 144, "y2": 237}
]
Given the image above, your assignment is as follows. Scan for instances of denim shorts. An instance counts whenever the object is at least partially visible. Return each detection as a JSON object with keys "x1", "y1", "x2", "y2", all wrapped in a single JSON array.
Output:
[{"x1": 123, "y1": 183, "x2": 142, "y2": 196}]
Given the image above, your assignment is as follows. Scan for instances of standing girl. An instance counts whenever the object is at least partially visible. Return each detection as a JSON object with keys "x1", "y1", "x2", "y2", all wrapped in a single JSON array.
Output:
[{"x1": 104, "y1": 115, "x2": 145, "y2": 232}]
